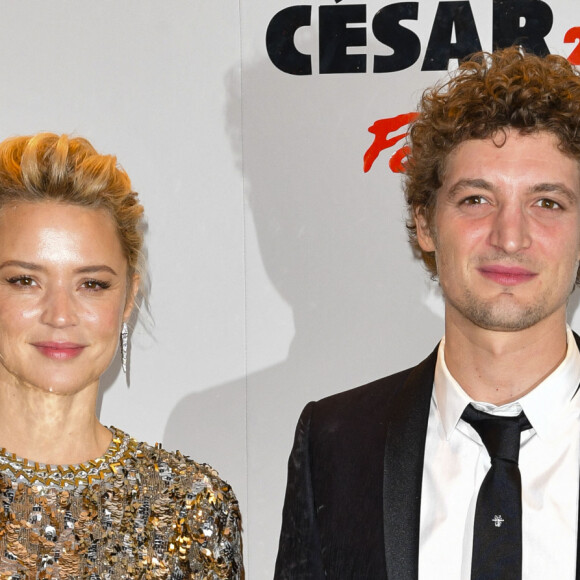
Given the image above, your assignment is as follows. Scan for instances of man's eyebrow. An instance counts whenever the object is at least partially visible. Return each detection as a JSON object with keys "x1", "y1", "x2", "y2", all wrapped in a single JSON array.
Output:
[
  {"x1": 446, "y1": 178, "x2": 494, "y2": 199},
  {"x1": 445, "y1": 179, "x2": 579, "y2": 203},
  {"x1": 530, "y1": 182, "x2": 579, "y2": 203}
]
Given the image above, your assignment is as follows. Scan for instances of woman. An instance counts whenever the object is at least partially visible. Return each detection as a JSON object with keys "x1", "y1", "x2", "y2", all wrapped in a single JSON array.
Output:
[{"x1": 0, "y1": 133, "x2": 243, "y2": 578}]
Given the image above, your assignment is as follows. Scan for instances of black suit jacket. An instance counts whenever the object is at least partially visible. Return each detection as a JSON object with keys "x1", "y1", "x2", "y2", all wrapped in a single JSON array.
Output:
[{"x1": 274, "y1": 339, "x2": 580, "y2": 579}]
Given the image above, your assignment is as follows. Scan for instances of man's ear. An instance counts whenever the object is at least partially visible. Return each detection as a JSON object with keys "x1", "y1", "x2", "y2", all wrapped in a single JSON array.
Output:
[
  {"x1": 123, "y1": 274, "x2": 140, "y2": 322},
  {"x1": 414, "y1": 206, "x2": 436, "y2": 252}
]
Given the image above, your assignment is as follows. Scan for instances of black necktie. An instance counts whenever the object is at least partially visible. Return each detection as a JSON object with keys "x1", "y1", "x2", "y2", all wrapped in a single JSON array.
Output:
[{"x1": 461, "y1": 404, "x2": 532, "y2": 580}]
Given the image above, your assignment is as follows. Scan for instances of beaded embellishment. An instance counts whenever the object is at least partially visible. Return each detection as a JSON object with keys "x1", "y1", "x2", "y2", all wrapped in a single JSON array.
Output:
[
  {"x1": 0, "y1": 428, "x2": 243, "y2": 579},
  {"x1": 0, "y1": 428, "x2": 133, "y2": 490}
]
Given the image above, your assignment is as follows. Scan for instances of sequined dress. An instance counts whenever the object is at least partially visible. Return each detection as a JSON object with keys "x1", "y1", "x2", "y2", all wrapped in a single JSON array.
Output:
[{"x1": 0, "y1": 428, "x2": 243, "y2": 579}]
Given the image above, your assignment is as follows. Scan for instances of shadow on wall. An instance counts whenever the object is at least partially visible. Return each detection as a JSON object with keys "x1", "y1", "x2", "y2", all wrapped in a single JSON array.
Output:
[
  {"x1": 163, "y1": 52, "x2": 444, "y2": 578},
  {"x1": 569, "y1": 290, "x2": 580, "y2": 328},
  {"x1": 97, "y1": 354, "x2": 120, "y2": 418}
]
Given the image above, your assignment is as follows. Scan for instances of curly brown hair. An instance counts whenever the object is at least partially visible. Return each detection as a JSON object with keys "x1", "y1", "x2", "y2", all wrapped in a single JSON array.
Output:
[
  {"x1": 0, "y1": 133, "x2": 145, "y2": 283},
  {"x1": 404, "y1": 47, "x2": 580, "y2": 280}
]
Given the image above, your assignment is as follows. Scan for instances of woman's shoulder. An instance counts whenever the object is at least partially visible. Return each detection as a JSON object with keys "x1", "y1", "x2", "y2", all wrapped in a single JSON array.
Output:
[
  {"x1": 144, "y1": 441, "x2": 235, "y2": 495},
  {"x1": 115, "y1": 428, "x2": 237, "y2": 500},
  {"x1": 115, "y1": 429, "x2": 244, "y2": 577}
]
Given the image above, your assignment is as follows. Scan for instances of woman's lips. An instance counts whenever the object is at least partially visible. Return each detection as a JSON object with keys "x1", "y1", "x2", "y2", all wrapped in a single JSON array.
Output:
[
  {"x1": 32, "y1": 342, "x2": 86, "y2": 360},
  {"x1": 478, "y1": 265, "x2": 538, "y2": 286}
]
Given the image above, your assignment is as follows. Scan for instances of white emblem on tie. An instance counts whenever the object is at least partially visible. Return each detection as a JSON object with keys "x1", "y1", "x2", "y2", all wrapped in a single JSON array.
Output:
[{"x1": 492, "y1": 515, "x2": 504, "y2": 527}]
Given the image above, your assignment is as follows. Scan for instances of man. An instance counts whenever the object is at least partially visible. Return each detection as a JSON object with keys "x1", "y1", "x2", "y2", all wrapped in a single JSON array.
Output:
[{"x1": 274, "y1": 47, "x2": 580, "y2": 579}]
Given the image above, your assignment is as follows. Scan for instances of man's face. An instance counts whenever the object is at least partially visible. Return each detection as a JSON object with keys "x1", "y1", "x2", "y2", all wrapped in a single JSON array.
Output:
[{"x1": 415, "y1": 130, "x2": 580, "y2": 333}]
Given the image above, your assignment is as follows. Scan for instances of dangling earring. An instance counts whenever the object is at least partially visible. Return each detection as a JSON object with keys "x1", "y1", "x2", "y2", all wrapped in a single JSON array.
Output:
[{"x1": 121, "y1": 322, "x2": 129, "y2": 374}]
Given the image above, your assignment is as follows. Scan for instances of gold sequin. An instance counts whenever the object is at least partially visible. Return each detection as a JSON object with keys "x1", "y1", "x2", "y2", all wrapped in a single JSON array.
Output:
[{"x1": 0, "y1": 428, "x2": 243, "y2": 579}]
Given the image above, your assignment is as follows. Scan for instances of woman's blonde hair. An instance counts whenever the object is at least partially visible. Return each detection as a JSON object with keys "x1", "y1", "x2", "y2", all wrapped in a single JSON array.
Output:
[{"x1": 0, "y1": 133, "x2": 145, "y2": 282}]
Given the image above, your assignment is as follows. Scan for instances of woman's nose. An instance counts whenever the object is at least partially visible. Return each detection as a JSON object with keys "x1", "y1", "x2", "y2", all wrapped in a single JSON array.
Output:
[{"x1": 40, "y1": 286, "x2": 79, "y2": 328}]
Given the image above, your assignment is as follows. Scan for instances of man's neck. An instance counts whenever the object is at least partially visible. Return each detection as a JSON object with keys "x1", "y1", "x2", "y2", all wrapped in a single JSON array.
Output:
[{"x1": 443, "y1": 312, "x2": 569, "y2": 405}]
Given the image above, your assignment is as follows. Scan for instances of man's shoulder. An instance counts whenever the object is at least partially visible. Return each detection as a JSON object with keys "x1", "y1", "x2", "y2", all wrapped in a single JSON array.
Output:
[
  {"x1": 304, "y1": 345, "x2": 438, "y2": 436},
  {"x1": 315, "y1": 365, "x2": 417, "y2": 412},
  {"x1": 318, "y1": 347, "x2": 437, "y2": 410}
]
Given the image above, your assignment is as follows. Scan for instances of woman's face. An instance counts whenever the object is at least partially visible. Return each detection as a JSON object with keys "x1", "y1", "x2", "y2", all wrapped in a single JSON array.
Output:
[{"x1": 0, "y1": 201, "x2": 136, "y2": 396}]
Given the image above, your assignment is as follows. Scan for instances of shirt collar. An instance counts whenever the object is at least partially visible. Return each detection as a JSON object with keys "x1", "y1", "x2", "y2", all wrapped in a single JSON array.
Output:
[{"x1": 434, "y1": 326, "x2": 580, "y2": 441}]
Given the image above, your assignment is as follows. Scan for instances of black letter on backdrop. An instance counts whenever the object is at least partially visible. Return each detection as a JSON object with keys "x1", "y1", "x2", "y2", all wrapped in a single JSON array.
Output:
[
  {"x1": 319, "y1": 5, "x2": 367, "y2": 74},
  {"x1": 373, "y1": 3, "x2": 420, "y2": 72},
  {"x1": 493, "y1": 0, "x2": 552, "y2": 56},
  {"x1": 266, "y1": 6, "x2": 312, "y2": 75},
  {"x1": 422, "y1": 1, "x2": 482, "y2": 70}
]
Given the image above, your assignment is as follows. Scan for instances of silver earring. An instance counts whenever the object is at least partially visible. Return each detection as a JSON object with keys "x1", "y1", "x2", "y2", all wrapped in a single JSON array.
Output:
[{"x1": 121, "y1": 322, "x2": 129, "y2": 374}]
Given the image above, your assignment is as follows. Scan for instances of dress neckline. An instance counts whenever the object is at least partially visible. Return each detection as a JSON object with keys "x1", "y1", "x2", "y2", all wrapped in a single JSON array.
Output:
[{"x1": 0, "y1": 427, "x2": 136, "y2": 490}]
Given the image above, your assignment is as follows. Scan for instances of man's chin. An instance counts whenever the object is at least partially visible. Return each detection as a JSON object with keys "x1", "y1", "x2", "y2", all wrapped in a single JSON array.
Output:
[{"x1": 448, "y1": 297, "x2": 548, "y2": 333}]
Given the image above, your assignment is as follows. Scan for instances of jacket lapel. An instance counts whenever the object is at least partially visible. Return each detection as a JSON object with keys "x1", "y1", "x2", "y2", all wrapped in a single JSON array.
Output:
[
  {"x1": 383, "y1": 346, "x2": 438, "y2": 580},
  {"x1": 384, "y1": 334, "x2": 580, "y2": 579},
  {"x1": 574, "y1": 332, "x2": 580, "y2": 580}
]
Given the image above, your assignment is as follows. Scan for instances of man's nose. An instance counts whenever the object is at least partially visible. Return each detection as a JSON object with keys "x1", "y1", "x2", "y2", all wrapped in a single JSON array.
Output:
[{"x1": 488, "y1": 204, "x2": 531, "y2": 254}]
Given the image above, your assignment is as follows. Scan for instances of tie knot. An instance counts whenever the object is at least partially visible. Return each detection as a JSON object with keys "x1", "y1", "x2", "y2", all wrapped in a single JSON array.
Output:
[{"x1": 461, "y1": 404, "x2": 531, "y2": 463}]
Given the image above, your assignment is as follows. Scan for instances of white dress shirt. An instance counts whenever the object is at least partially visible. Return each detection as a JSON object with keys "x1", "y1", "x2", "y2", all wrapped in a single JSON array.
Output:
[{"x1": 418, "y1": 327, "x2": 580, "y2": 579}]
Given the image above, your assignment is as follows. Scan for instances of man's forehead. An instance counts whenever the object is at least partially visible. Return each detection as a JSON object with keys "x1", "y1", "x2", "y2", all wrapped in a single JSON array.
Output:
[{"x1": 440, "y1": 130, "x2": 580, "y2": 187}]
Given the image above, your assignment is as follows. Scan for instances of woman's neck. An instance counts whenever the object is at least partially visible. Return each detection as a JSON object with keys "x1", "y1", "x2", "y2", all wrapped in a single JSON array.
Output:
[{"x1": 0, "y1": 380, "x2": 112, "y2": 464}]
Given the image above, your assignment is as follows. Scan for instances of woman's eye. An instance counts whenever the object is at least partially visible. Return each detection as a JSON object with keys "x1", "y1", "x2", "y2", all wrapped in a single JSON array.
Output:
[
  {"x1": 82, "y1": 279, "x2": 111, "y2": 291},
  {"x1": 7, "y1": 276, "x2": 35, "y2": 287}
]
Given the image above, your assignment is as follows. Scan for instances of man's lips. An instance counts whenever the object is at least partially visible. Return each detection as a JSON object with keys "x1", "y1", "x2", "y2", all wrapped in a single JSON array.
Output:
[
  {"x1": 32, "y1": 342, "x2": 86, "y2": 360},
  {"x1": 478, "y1": 265, "x2": 538, "y2": 286}
]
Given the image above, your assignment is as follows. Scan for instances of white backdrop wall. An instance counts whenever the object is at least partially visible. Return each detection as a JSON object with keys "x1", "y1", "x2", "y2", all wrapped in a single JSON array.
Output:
[{"x1": 1, "y1": 1, "x2": 580, "y2": 577}]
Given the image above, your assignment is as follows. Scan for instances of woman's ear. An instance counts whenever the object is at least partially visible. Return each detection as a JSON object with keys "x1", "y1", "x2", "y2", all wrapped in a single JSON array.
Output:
[
  {"x1": 123, "y1": 274, "x2": 140, "y2": 322},
  {"x1": 414, "y1": 206, "x2": 436, "y2": 252}
]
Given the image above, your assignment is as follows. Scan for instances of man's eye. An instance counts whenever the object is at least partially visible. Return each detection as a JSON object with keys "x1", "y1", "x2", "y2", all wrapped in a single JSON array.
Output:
[
  {"x1": 536, "y1": 198, "x2": 561, "y2": 210},
  {"x1": 461, "y1": 196, "x2": 488, "y2": 206}
]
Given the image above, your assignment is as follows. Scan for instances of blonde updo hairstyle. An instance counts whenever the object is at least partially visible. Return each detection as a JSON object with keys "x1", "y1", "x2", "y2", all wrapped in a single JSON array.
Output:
[{"x1": 0, "y1": 133, "x2": 145, "y2": 287}]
